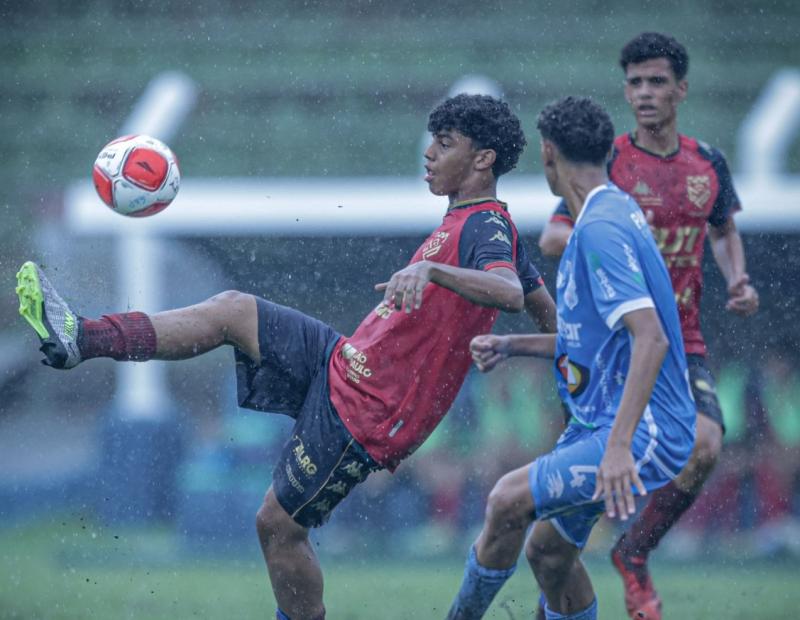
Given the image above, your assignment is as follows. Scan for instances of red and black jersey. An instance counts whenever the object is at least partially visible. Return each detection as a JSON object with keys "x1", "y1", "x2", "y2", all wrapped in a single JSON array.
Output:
[
  {"x1": 551, "y1": 133, "x2": 741, "y2": 356},
  {"x1": 328, "y1": 198, "x2": 543, "y2": 469}
]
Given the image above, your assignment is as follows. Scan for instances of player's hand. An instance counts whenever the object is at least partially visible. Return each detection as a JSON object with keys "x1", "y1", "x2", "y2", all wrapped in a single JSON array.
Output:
[
  {"x1": 592, "y1": 442, "x2": 647, "y2": 521},
  {"x1": 726, "y1": 274, "x2": 759, "y2": 316},
  {"x1": 375, "y1": 261, "x2": 433, "y2": 313},
  {"x1": 470, "y1": 334, "x2": 510, "y2": 372}
]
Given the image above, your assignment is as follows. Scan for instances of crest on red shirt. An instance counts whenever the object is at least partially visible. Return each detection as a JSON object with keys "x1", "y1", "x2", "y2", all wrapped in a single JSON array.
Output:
[
  {"x1": 686, "y1": 175, "x2": 711, "y2": 209},
  {"x1": 421, "y1": 231, "x2": 450, "y2": 259}
]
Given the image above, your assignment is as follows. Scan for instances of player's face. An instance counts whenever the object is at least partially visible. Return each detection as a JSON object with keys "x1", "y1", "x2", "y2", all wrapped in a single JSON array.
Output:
[
  {"x1": 624, "y1": 58, "x2": 687, "y2": 130},
  {"x1": 424, "y1": 130, "x2": 479, "y2": 197}
]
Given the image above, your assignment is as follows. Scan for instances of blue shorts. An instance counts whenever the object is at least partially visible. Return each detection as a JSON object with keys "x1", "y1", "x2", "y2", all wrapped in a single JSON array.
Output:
[
  {"x1": 528, "y1": 422, "x2": 681, "y2": 548},
  {"x1": 235, "y1": 298, "x2": 380, "y2": 527}
]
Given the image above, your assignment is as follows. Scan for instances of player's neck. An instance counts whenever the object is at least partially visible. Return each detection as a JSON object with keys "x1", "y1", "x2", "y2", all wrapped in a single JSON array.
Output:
[
  {"x1": 633, "y1": 123, "x2": 680, "y2": 157},
  {"x1": 561, "y1": 167, "x2": 608, "y2": 221},
  {"x1": 448, "y1": 178, "x2": 497, "y2": 206}
]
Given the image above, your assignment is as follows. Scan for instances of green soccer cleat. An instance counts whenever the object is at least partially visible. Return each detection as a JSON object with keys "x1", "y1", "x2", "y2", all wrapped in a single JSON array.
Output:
[{"x1": 16, "y1": 261, "x2": 83, "y2": 369}]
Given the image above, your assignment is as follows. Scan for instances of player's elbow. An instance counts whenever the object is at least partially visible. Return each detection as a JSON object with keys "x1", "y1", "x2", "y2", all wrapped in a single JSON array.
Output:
[
  {"x1": 538, "y1": 234, "x2": 563, "y2": 257},
  {"x1": 538, "y1": 226, "x2": 569, "y2": 257},
  {"x1": 503, "y1": 290, "x2": 525, "y2": 313},
  {"x1": 649, "y1": 329, "x2": 669, "y2": 359}
]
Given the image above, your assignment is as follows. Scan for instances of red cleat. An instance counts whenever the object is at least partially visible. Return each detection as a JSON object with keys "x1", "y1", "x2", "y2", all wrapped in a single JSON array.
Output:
[{"x1": 611, "y1": 536, "x2": 662, "y2": 620}]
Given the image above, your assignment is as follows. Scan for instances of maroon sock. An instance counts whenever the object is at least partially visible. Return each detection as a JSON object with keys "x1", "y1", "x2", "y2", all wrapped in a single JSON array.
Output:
[
  {"x1": 78, "y1": 312, "x2": 157, "y2": 361},
  {"x1": 621, "y1": 480, "x2": 696, "y2": 557}
]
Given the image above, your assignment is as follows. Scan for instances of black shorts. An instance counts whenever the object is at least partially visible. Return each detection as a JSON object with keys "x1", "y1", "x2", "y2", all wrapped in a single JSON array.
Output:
[
  {"x1": 235, "y1": 297, "x2": 380, "y2": 527},
  {"x1": 687, "y1": 354, "x2": 725, "y2": 432}
]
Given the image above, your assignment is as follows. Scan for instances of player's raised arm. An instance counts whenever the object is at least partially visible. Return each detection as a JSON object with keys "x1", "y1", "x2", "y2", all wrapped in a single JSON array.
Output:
[{"x1": 375, "y1": 262, "x2": 523, "y2": 313}]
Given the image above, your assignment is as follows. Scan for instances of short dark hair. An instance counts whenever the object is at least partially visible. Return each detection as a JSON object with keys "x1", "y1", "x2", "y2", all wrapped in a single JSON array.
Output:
[
  {"x1": 427, "y1": 93, "x2": 526, "y2": 177},
  {"x1": 619, "y1": 32, "x2": 689, "y2": 80},
  {"x1": 536, "y1": 96, "x2": 615, "y2": 165}
]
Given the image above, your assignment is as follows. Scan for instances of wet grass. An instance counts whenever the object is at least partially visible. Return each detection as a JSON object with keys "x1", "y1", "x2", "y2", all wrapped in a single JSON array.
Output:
[{"x1": 0, "y1": 519, "x2": 798, "y2": 619}]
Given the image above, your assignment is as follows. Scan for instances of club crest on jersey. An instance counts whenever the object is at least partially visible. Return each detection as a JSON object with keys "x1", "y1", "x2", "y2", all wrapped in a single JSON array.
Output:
[
  {"x1": 422, "y1": 231, "x2": 450, "y2": 259},
  {"x1": 557, "y1": 354, "x2": 590, "y2": 397},
  {"x1": 686, "y1": 175, "x2": 711, "y2": 209}
]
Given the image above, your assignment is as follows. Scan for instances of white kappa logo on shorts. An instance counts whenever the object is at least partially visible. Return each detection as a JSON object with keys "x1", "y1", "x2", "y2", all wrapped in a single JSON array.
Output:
[{"x1": 546, "y1": 471, "x2": 565, "y2": 499}]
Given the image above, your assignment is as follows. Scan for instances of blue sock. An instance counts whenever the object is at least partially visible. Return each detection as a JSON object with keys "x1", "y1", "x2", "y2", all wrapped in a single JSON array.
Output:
[
  {"x1": 544, "y1": 597, "x2": 597, "y2": 620},
  {"x1": 446, "y1": 545, "x2": 516, "y2": 620},
  {"x1": 276, "y1": 609, "x2": 291, "y2": 620}
]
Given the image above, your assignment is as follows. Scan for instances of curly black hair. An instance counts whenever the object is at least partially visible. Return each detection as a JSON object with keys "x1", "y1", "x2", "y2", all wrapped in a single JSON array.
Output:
[
  {"x1": 620, "y1": 32, "x2": 689, "y2": 81},
  {"x1": 536, "y1": 96, "x2": 614, "y2": 165},
  {"x1": 427, "y1": 93, "x2": 526, "y2": 178}
]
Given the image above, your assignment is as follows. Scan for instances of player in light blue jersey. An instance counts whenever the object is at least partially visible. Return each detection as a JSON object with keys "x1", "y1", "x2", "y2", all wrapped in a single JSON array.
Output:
[{"x1": 446, "y1": 97, "x2": 695, "y2": 620}]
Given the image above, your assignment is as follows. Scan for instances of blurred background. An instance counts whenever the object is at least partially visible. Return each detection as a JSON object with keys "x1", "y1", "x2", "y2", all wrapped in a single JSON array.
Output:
[{"x1": 1, "y1": 1, "x2": 799, "y2": 618}]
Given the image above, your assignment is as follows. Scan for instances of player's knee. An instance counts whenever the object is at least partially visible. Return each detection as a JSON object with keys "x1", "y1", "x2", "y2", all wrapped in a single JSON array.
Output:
[
  {"x1": 692, "y1": 419, "x2": 723, "y2": 472},
  {"x1": 484, "y1": 475, "x2": 530, "y2": 531},
  {"x1": 255, "y1": 497, "x2": 305, "y2": 548},
  {"x1": 525, "y1": 538, "x2": 570, "y2": 589},
  {"x1": 208, "y1": 289, "x2": 251, "y2": 314}
]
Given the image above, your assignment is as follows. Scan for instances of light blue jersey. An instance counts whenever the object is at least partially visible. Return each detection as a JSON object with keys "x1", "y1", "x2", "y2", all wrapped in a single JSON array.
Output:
[
  {"x1": 555, "y1": 183, "x2": 695, "y2": 477},
  {"x1": 528, "y1": 184, "x2": 696, "y2": 548}
]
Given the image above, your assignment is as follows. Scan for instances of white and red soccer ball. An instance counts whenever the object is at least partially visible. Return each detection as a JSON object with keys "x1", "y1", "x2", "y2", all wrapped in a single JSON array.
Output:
[{"x1": 92, "y1": 134, "x2": 180, "y2": 217}]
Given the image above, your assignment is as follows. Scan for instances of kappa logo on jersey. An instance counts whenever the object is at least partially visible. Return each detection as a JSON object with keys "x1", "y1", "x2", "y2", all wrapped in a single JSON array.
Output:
[
  {"x1": 421, "y1": 231, "x2": 450, "y2": 259},
  {"x1": 632, "y1": 179, "x2": 661, "y2": 207},
  {"x1": 629, "y1": 209, "x2": 648, "y2": 235},
  {"x1": 325, "y1": 481, "x2": 349, "y2": 496},
  {"x1": 311, "y1": 499, "x2": 332, "y2": 514},
  {"x1": 483, "y1": 213, "x2": 508, "y2": 228},
  {"x1": 341, "y1": 343, "x2": 373, "y2": 383},
  {"x1": 341, "y1": 461, "x2": 367, "y2": 481},
  {"x1": 489, "y1": 230, "x2": 512, "y2": 246},
  {"x1": 687, "y1": 175, "x2": 711, "y2": 209},
  {"x1": 546, "y1": 470, "x2": 565, "y2": 499},
  {"x1": 557, "y1": 354, "x2": 590, "y2": 397}
]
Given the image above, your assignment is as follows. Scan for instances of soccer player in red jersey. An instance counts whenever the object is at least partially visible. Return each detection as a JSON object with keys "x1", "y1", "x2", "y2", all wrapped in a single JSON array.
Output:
[
  {"x1": 537, "y1": 33, "x2": 759, "y2": 620},
  {"x1": 16, "y1": 94, "x2": 556, "y2": 620}
]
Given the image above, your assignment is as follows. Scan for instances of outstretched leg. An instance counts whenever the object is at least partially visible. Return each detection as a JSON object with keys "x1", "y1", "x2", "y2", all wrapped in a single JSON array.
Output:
[
  {"x1": 256, "y1": 488, "x2": 326, "y2": 620},
  {"x1": 16, "y1": 261, "x2": 259, "y2": 367}
]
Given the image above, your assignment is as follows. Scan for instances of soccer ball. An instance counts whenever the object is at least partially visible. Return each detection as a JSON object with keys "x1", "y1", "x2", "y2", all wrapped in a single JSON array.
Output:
[{"x1": 92, "y1": 134, "x2": 180, "y2": 217}]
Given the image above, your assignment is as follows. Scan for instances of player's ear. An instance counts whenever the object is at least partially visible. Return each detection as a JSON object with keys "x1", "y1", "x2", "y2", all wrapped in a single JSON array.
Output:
[
  {"x1": 475, "y1": 148, "x2": 496, "y2": 172},
  {"x1": 541, "y1": 140, "x2": 556, "y2": 167},
  {"x1": 676, "y1": 79, "x2": 688, "y2": 103}
]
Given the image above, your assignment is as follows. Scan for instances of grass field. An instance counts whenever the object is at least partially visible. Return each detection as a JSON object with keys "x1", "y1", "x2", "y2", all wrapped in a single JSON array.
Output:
[{"x1": 1, "y1": 519, "x2": 798, "y2": 619}]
